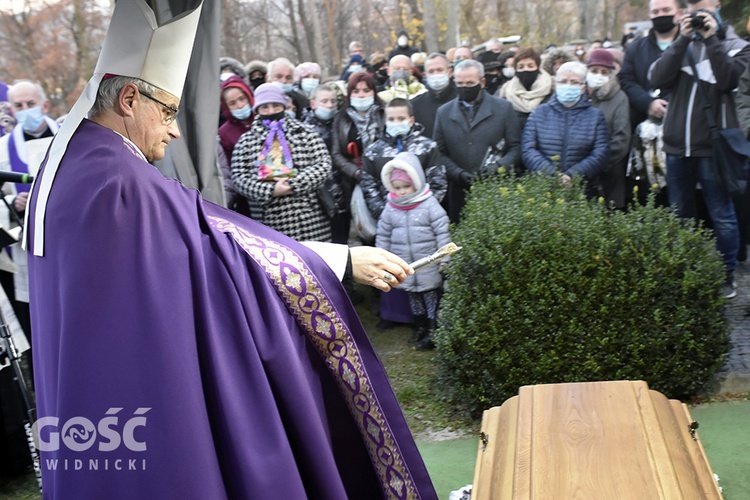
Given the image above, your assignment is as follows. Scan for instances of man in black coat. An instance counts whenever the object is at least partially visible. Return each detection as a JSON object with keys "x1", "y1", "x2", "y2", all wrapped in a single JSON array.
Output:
[
  {"x1": 412, "y1": 53, "x2": 457, "y2": 139},
  {"x1": 434, "y1": 59, "x2": 521, "y2": 223},
  {"x1": 388, "y1": 29, "x2": 419, "y2": 60},
  {"x1": 618, "y1": 0, "x2": 682, "y2": 130}
]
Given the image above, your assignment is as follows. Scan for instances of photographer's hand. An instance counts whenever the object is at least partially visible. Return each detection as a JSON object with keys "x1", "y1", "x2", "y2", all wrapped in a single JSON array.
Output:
[
  {"x1": 698, "y1": 11, "x2": 717, "y2": 40},
  {"x1": 679, "y1": 14, "x2": 695, "y2": 39}
]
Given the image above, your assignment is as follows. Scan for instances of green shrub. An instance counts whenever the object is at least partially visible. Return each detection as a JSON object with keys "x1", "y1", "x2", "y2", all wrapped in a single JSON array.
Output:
[{"x1": 436, "y1": 172, "x2": 730, "y2": 416}]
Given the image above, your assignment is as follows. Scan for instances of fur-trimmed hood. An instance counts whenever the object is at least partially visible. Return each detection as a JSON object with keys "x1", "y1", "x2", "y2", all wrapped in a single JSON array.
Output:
[{"x1": 381, "y1": 151, "x2": 426, "y2": 193}]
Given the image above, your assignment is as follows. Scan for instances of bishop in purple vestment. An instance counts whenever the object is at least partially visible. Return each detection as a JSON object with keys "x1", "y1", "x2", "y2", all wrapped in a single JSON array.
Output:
[{"x1": 27, "y1": 106, "x2": 436, "y2": 498}]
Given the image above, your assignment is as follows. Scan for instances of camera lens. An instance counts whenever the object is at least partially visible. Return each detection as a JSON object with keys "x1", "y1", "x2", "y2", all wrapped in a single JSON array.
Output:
[{"x1": 690, "y1": 12, "x2": 705, "y2": 29}]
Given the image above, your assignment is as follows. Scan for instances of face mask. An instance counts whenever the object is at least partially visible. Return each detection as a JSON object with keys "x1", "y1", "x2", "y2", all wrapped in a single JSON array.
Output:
[
  {"x1": 398, "y1": 35, "x2": 408, "y2": 47},
  {"x1": 230, "y1": 104, "x2": 252, "y2": 121},
  {"x1": 301, "y1": 78, "x2": 319, "y2": 93},
  {"x1": 350, "y1": 96, "x2": 374, "y2": 112},
  {"x1": 426, "y1": 73, "x2": 450, "y2": 91},
  {"x1": 651, "y1": 15, "x2": 676, "y2": 34},
  {"x1": 219, "y1": 72, "x2": 234, "y2": 82},
  {"x1": 485, "y1": 74, "x2": 501, "y2": 94},
  {"x1": 586, "y1": 72, "x2": 609, "y2": 90},
  {"x1": 15, "y1": 106, "x2": 45, "y2": 132},
  {"x1": 386, "y1": 121, "x2": 411, "y2": 137},
  {"x1": 457, "y1": 83, "x2": 482, "y2": 103},
  {"x1": 502, "y1": 67, "x2": 515, "y2": 79},
  {"x1": 349, "y1": 65, "x2": 363, "y2": 74},
  {"x1": 575, "y1": 49, "x2": 584, "y2": 56},
  {"x1": 250, "y1": 77, "x2": 265, "y2": 90},
  {"x1": 516, "y1": 70, "x2": 540, "y2": 91},
  {"x1": 285, "y1": 109, "x2": 297, "y2": 119},
  {"x1": 556, "y1": 84, "x2": 583, "y2": 106},
  {"x1": 314, "y1": 106, "x2": 336, "y2": 121},
  {"x1": 280, "y1": 83, "x2": 293, "y2": 93},
  {"x1": 261, "y1": 110, "x2": 286, "y2": 122},
  {"x1": 392, "y1": 70, "x2": 410, "y2": 83}
]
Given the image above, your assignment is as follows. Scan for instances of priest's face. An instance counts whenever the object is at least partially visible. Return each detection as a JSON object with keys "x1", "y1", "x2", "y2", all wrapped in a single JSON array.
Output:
[{"x1": 134, "y1": 88, "x2": 181, "y2": 162}]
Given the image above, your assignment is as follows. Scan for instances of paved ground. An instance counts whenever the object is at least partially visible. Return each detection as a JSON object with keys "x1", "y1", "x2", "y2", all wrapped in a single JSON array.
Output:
[{"x1": 712, "y1": 260, "x2": 750, "y2": 394}]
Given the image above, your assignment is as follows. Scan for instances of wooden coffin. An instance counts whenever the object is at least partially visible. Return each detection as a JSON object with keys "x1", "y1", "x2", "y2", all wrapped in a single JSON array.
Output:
[{"x1": 472, "y1": 380, "x2": 722, "y2": 499}]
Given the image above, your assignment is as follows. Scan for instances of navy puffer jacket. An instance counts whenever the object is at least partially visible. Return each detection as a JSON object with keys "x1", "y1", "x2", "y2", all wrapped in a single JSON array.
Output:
[{"x1": 521, "y1": 94, "x2": 610, "y2": 180}]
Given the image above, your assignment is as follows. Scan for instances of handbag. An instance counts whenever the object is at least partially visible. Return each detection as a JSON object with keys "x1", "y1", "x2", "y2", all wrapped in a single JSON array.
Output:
[
  {"x1": 350, "y1": 184, "x2": 377, "y2": 242},
  {"x1": 687, "y1": 50, "x2": 750, "y2": 196}
]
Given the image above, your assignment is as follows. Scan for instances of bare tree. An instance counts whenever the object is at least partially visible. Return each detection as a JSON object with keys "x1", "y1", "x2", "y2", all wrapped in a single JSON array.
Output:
[{"x1": 422, "y1": 0, "x2": 439, "y2": 53}]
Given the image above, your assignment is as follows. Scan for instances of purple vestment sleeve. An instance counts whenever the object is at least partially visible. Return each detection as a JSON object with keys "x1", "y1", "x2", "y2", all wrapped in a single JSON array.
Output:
[{"x1": 27, "y1": 120, "x2": 436, "y2": 499}]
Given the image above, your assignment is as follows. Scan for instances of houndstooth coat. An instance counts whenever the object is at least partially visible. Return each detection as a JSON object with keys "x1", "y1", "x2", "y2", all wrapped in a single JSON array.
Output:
[{"x1": 231, "y1": 117, "x2": 332, "y2": 241}]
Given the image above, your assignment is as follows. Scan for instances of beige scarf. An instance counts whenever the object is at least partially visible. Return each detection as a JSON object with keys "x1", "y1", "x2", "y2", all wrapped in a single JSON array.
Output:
[{"x1": 500, "y1": 70, "x2": 553, "y2": 114}]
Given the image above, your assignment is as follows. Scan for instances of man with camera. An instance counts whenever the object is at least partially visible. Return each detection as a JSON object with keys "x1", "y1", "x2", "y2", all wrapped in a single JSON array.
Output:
[{"x1": 649, "y1": 0, "x2": 750, "y2": 298}]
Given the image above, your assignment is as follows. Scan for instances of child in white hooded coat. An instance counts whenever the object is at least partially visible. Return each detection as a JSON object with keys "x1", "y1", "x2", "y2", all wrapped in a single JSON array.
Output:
[{"x1": 376, "y1": 151, "x2": 450, "y2": 350}]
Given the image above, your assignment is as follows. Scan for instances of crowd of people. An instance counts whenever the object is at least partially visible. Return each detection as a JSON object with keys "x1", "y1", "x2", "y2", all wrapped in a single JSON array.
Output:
[
  {"x1": 0, "y1": 0, "x2": 749, "y2": 353},
  {"x1": 0, "y1": 0, "x2": 748, "y2": 494}
]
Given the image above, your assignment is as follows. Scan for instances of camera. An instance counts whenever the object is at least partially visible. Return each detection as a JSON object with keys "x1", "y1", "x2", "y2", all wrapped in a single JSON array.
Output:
[{"x1": 689, "y1": 10, "x2": 708, "y2": 30}]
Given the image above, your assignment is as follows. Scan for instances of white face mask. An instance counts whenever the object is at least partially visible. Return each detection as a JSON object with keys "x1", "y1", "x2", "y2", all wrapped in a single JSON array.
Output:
[
  {"x1": 585, "y1": 72, "x2": 610, "y2": 90},
  {"x1": 502, "y1": 67, "x2": 515, "y2": 79},
  {"x1": 426, "y1": 73, "x2": 450, "y2": 91},
  {"x1": 398, "y1": 35, "x2": 408, "y2": 47}
]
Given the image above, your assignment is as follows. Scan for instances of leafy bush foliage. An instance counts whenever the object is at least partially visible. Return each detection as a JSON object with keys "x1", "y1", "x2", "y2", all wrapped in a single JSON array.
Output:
[{"x1": 436, "y1": 173, "x2": 730, "y2": 416}]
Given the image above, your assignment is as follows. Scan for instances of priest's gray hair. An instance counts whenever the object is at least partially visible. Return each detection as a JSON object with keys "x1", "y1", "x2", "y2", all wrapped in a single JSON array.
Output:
[
  {"x1": 455, "y1": 59, "x2": 485, "y2": 78},
  {"x1": 90, "y1": 76, "x2": 157, "y2": 118}
]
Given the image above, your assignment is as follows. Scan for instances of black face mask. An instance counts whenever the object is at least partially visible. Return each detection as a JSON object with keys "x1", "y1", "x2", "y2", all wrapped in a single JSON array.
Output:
[
  {"x1": 457, "y1": 83, "x2": 482, "y2": 103},
  {"x1": 485, "y1": 74, "x2": 501, "y2": 95},
  {"x1": 651, "y1": 15, "x2": 676, "y2": 34},
  {"x1": 261, "y1": 110, "x2": 286, "y2": 122},
  {"x1": 516, "y1": 70, "x2": 540, "y2": 91},
  {"x1": 250, "y1": 77, "x2": 265, "y2": 90}
]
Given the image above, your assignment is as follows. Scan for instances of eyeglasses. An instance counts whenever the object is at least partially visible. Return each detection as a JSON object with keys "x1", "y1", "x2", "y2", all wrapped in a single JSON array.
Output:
[{"x1": 140, "y1": 91, "x2": 179, "y2": 125}]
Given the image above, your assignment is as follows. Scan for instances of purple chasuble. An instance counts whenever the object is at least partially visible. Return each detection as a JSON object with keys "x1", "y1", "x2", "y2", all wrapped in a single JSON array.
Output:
[{"x1": 27, "y1": 120, "x2": 436, "y2": 499}]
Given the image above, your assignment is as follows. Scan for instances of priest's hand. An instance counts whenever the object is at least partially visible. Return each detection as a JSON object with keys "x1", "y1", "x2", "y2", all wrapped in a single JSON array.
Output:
[{"x1": 350, "y1": 246, "x2": 414, "y2": 292}]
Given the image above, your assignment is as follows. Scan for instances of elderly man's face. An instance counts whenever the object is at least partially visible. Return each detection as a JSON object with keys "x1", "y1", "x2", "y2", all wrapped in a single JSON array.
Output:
[
  {"x1": 454, "y1": 66, "x2": 483, "y2": 88},
  {"x1": 424, "y1": 57, "x2": 451, "y2": 76},
  {"x1": 133, "y1": 87, "x2": 181, "y2": 162},
  {"x1": 9, "y1": 82, "x2": 50, "y2": 115},
  {"x1": 268, "y1": 65, "x2": 294, "y2": 85},
  {"x1": 388, "y1": 55, "x2": 412, "y2": 74}
]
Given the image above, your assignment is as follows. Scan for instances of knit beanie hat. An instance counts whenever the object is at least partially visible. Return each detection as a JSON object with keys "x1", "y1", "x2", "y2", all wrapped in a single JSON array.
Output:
[
  {"x1": 252, "y1": 83, "x2": 287, "y2": 112},
  {"x1": 585, "y1": 48, "x2": 615, "y2": 69},
  {"x1": 389, "y1": 168, "x2": 412, "y2": 185}
]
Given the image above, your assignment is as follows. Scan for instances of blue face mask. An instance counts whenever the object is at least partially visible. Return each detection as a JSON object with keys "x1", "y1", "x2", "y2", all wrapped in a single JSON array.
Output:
[
  {"x1": 15, "y1": 106, "x2": 45, "y2": 132},
  {"x1": 301, "y1": 78, "x2": 319, "y2": 93},
  {"x1": 386, "y1": 121, "x2": 411, "y2": 138},
  {"x1": 285, "y1": 109, "x2": 297, "y2": 119},
  {"x1": 348, "y1": 65, "x2": 363, "y2": 74},
  {"x1": 230, "y1": 104, "x2": 252, "y2": 121},
  {"x1": 280, "y1": 83, "x2": 294, "y2": 93},
  {"x1": 350, "y1": 96, "x2": 374, "y2": 112},
  {"x1": 555, "y1": 84, "x2": 582, "y2": 106},
  {"x1": 426, "y1": 73, "x2": 450, "y2": 91},
  {"x1": 314, "y1": 106, "x2": 336, "y2": 121}
]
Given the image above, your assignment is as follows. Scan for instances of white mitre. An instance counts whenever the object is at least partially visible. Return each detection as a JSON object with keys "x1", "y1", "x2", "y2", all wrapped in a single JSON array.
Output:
[{"x1": 26, "y1": 0, "x2": 203, "y2": 257}]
